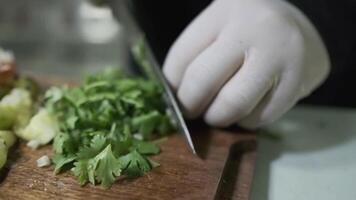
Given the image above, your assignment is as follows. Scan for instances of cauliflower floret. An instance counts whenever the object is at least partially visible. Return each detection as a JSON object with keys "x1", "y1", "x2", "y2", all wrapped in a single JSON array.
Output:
[{"x1": 37, "y1": 155, "x2": 51, "y2": 167}]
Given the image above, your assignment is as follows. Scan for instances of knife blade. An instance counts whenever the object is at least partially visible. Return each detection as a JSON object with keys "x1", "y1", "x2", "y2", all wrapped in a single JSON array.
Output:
[
  {"x1": 111, "y1": 0, "x2": 196, "y2": 154},
  {"x1": 132, "y1": 39, "x2": 197, "y2": 154}
]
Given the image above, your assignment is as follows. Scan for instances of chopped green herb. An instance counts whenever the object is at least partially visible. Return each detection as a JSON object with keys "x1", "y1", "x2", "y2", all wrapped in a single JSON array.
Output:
[
  {"x1": 46, "y1": 69, "x2": 174, "y2": 187},
  {"x1": 118, "y1": 150, "x2": 153, "y2": 178}
]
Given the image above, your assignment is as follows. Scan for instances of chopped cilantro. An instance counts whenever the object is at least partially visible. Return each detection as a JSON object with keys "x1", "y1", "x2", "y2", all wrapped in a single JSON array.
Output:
[
  {"x1": 118, "y1": 150, "x2": 153, "y2": 178},
  {"x1": 46, "y1": 69, "x2": 174, "y2": 187}
]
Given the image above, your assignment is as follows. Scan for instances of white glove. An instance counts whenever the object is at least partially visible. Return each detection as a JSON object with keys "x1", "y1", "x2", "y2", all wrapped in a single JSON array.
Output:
[{"x1": 163, "y1": 0, "x2": 330, "y2": 129}]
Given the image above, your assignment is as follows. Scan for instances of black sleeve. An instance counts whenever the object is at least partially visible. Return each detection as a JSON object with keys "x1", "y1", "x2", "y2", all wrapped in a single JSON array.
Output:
[
  {"x1": 129, "y1": 0, "x2": 212, "y2": 63},
  {"x1": 287, "y1": 0, "x2": 356, "y2": 107}
]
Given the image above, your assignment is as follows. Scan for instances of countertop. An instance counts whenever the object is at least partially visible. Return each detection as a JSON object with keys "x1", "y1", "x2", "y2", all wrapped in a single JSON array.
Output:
[{"x1": 251, "y1": 106, "x2": 356, "y2": 200}]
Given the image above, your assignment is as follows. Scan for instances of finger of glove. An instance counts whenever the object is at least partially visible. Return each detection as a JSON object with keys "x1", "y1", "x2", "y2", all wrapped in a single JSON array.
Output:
[
  {"x1": 176, "y1": 37, "x2": 246, "y2": 118},
  {"x1": 238, "y1": 67, "x2": 301, "y2": 129},
  {"x1": 163, "y1": 3, "x2": 223, "y2": 90},
  {"x1": 204, "y1": 51, "x2": 275, "y2": 127}
]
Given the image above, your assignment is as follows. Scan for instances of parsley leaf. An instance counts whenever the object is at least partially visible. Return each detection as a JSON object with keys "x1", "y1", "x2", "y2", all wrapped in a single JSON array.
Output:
[
  {"x1": 134, "y1": 141, "x2": 160, "y2": 155},
  {"x1": 76, "y1": 135, "x2": 107, "y2": 160},
  {"x1": 52, "y1": 154, "x2": 76, "y2": 174},
  {"x1": 46, "y1": 68, "x2": 174, "y2": 187},
  {"x1": 72, "y1": 160, "x2": 89, "y2": 186},
  {"x1": 89, "y1": 144, "x2": 122, "y2": 188},
  {"x1": 118, "y1": 150, "x2": 153, "y2": 178}
]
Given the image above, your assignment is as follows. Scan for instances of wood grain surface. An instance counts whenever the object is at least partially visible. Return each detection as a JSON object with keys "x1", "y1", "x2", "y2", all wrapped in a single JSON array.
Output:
[
  {"x1": 0, "y1": 127, "x2": 256, "y2": 200},
  {"x1": 0, "y1": 76, "x2": 257, "y2": 200}
]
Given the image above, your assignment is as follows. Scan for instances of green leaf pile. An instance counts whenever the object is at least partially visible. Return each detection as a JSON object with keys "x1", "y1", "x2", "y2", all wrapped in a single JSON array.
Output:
[{"x1": 45, "y1": 69, "x2": 175, "y2": 187}]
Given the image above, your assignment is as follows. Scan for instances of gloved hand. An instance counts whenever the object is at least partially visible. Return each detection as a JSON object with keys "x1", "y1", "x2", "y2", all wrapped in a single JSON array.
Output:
[{"x1": 163, "y1": 0, "x2": 330, "y2": 129}]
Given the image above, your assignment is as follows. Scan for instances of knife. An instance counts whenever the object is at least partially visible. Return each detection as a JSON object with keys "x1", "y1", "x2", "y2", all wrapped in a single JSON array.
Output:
[
  {"x1": 116, "y1": 0, "x2": 196, "y2": 154},
  {"x1": 132, "y1": 38, "x2": 197, "y2": 155}
]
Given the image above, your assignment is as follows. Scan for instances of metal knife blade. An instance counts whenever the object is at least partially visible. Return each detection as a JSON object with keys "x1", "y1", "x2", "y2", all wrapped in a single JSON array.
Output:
[
  {"x1": 111, "y1": 0, "x2": 196, "y2": 154},
  {"x1": 146, "y1": 43, "x2": 196, "y2": 154}
]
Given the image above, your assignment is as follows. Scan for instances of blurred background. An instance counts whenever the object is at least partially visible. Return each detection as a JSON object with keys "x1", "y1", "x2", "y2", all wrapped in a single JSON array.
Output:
[{"x1": 0, "y1": 0, "x2": 129, "y2": 79}]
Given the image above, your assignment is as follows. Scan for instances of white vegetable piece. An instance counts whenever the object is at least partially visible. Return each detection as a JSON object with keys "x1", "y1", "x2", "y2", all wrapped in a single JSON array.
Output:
[
  {"x1": 133, "y1": 133, "x2": 143, "y2": 140},
  {"x1": 19, "y1": 109, "x2": 59, "y2": 146},
  {"x1": 36, "y1": 155, "x2": 51, "y2": 168},
  {"x1": 0, "y1": 88, "x2": 31, "y2": 107},
  {"x1": 26, "y1": 140, "x2": 40, "y2": 150}
]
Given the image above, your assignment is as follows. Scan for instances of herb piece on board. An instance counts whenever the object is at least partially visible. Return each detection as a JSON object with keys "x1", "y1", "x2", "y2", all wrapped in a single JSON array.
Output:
[
  {"x1": 46, "y1": 68, "x2": 175, "y2": 187},
  {"x1": 118, "y1": 150, "x2": 155, "y2": 178}
]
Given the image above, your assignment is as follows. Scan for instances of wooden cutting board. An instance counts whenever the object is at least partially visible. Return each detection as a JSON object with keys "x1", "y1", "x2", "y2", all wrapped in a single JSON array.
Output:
[{"x1": 0, "y1": 75, "x2": 257, "y2": 200}]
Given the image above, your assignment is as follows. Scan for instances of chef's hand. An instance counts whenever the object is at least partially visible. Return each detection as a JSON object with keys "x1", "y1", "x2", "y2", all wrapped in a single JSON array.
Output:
[{"x1": 163, "y1": 0, "x2": 330, "y2": 129}]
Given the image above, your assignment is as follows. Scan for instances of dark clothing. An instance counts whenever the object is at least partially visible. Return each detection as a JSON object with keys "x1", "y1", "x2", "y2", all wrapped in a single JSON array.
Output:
[
  {"x1": 288, "y1": 1, "x2": 356, "y2": 107},
  {"x1": 130, "y1": 0, "x2": 356, "y2": 107}
]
